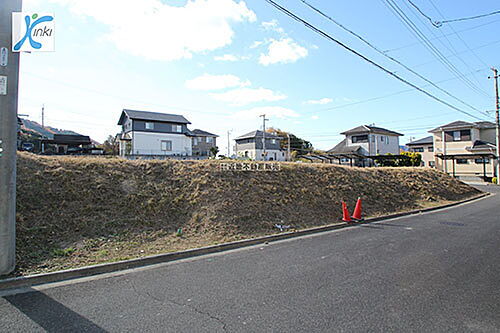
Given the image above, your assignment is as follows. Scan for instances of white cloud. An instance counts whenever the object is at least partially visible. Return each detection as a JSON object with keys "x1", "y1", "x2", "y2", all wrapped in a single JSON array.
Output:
[
  {"x1": 261, "y1": 19, "x2": 285, "y2": 34},
  {"x1": 311, "y1": 115, "x2": 319, "y2": 120},
  {"x1": 259, "y1": 38, "x2": 308, "y2": 66},
  {"x1": 210, "y1": 87, "x2": 286, "y2": 106},
  {"x1": 250, "y1": 41, "x2": 264, "y2": 49},
  {"x1": 232, "y1": 106, "x2": 299, "y2": 120},
  {"x1": 51, "y1": 0, "x2": 256, "y2": 61},
  {"x1": 305, "y1": 98, "x2": 333, "y2": 105},
  {"x1": 186, "y1": 74, "x2": 251, "y2": 91},
  {"x1": 214, "y1": 54, "x2": 239, "y2": 62},
  {"x1": 214, "y1": 54, "x2": 250, "y2": 62}
]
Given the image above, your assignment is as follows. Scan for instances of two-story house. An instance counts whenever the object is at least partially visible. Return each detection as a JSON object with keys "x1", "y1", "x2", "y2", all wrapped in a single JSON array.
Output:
[
  {"x1": 429, "y1": 120, "x2": 497, "y2": 179},
  {"x1": 406, "y1": 136, "x2": 435, "y2": 167},
  {"x1": 234, "y1": 130, "x2": 286, "y2": 161},
  {"x1": 328, "y1": 125, "x2": 403, "y2": 166},
  {"x1": 191, "y1": 129, "x2": 218, "y2": 157},
  {"x1": 117, "y1": 109, "x2": 193, "y2": 157}
]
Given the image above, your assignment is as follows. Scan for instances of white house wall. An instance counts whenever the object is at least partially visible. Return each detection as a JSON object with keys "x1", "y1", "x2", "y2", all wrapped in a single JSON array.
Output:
[
  {"x1": 346, "y1": 133, "x2": 400, "y2": 156},
  {"x1": 132, "y1": 131, "x2": 192, "y2": 155}
]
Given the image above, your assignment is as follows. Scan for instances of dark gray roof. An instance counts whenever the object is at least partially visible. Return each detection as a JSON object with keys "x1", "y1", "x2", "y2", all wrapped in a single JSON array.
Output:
[
  {"x1": 235, "y1": 130, "x2": 281, "y2": 141},
  {"x1": 475, "y1": 121, "x2": 496, "y2": 129},
  {"x1": 429, "y1": 120, "x2": 495, "y2": 133},
  {"x1": 468, "y1": 140, "x2": 496, "y2": 151},
  {"x1": 118, "y1": 109, "x2": 191, "y2": 125},
  {"x1": 341, "y1": 125, "x2": 403, "y2": 136},
  {"x1": 327, "y1": 139, "x2": 363, "y2": 154},
  {"x1": 406, "y1": 136, "x2": 433, "y2": 146},
  {"x1": 192, "y1": 129, "x2": 219, "y2": 137}
]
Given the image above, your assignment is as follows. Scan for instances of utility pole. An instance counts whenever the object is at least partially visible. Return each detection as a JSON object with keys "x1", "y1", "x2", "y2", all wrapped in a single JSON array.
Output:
[
  {"x1": 227, "y1": 130, "x2": 232, "y2": 158},
  {"x1": 0, "y1": 0, "x2": 22, "y2": 275},
  {"x1": 286, "y1": 133, "x2": 291, "y2": 161},
  {"x1": 489, "y1": 68, "x2": 500, "y2": 180},
  {"x1": 260, "y1": 114, "x2": 268, "y2": 161},
  {"x1": 41, "y1": 104, "x2": 45, "y2": 128}
]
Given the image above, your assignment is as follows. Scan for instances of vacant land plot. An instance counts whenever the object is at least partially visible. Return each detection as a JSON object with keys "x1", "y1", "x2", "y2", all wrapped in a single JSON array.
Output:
[{"x1": 11, "y1": 153, "x2": 480, "y2": 276}]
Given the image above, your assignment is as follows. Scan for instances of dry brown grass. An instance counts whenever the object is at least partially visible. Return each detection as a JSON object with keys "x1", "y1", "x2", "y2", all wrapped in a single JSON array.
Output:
[{"x1": 11, "y1": 152, "x2": 480, "y2": 276}]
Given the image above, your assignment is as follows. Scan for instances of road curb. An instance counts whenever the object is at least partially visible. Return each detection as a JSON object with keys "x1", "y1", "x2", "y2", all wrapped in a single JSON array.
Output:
[{"x1": 0, "y1": 192, "x2": 490, "y2": 291}]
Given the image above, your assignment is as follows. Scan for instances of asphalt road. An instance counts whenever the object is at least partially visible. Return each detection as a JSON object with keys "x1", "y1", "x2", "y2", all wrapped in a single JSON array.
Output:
[{"x1": 1, "y1": 185, "x2": 499, "y2": 332}]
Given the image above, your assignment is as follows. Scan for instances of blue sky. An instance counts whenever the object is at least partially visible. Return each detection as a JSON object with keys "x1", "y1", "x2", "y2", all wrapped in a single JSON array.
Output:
[{"x1": 18, "y1": 0, "x2": 500, "y2": 153}]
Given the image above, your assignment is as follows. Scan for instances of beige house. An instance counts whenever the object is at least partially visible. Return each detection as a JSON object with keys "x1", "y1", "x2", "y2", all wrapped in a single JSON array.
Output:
[
  {"x1": 406, "y1": 136, "x2": 435, "y2": 168},
  {"x1": 328, "y1": 125, "x2": 403, "y2": 166},
  {"x1": 428, "y1": 120, "x2": 497, "y2": 179}
]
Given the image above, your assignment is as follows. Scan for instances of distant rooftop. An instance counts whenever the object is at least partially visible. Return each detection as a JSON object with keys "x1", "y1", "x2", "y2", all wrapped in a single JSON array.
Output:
[
  {"x1": 235, "y1": 130, "x2": 281, "y2": 141},
  {"x1": 118, "y1": 109, "x2": 191, "y2": 125},
  {"x1": 429, "y1": 120, "x2": 496, "y2": 133},
  {"x1": 192, "y1": 129, "x2": 218, "y2": 137},
  {"x1": 341, "y1": 125, "x2": 403, "y2": 137},
  {"x1": 406, "y1": 136, "x2": 433, "y2": 146}
]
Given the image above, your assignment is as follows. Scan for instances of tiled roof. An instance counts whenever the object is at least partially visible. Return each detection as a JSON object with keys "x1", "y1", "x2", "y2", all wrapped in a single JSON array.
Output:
[
  {"x1": 235, "y1": 130, "x2": 281, "y2": 140},
  {"x1": 429, "y1": 120, "x2": 496, "y2": 133},
  {"x1": 406, "y1": 136, "x2": 433, "y2": 146},
  {"x1": 327, "y1": 138, "x2": 363, "y2": 154},
  {"x1": 192, "y1": 129, "x2": 219, "y2": 137},
  {"x1": 341, "y1": 125, "x2": 403, "y2": 136},
  {"x1": 118, "y1": 109, "x2": 191, "y2": 125}
]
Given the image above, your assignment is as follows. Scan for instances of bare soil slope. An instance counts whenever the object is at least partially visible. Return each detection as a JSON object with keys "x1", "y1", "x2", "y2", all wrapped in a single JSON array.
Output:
[{"x1": 13, "y1": 153, "x2": 480, "y2": 275}]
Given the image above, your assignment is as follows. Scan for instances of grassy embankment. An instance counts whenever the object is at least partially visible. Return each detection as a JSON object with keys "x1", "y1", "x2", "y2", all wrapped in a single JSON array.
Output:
[{"x1": 11, "y1": 152, "x2": 480, "y2": 276}]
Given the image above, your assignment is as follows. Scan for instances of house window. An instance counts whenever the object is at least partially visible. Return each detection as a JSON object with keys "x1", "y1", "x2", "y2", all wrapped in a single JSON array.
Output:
[
  {"x1": 172, "y1": 125, "x2": 182, "y2": 133},
  {"x1": 456, "y1": 159, "x2": 469, "y2": 164},
  {"x1": 271, "y1": 139, "x2": 276, "y2": 144},
  {"x1": 429, "y1": 161, "x2": 435, "y2": 167},
  {"x1": 446, "y1": 130, "x2": 471, "y2": 142},
  {"x1": 192, "y1": 137, "x2": 198, "y2": 145},
  {"x1": 161, "y1": 140, "x2": 172, "y2": 151},
  {"x1": 145, "y1": 122, "x2": 154, "y2": 130},
  {"x1": 352, "y1": 135, "x2": 368, "y2": 143},
  {"x1": 412, "y1": 147, "x2": 424, "y2": 152},
  {"x1": 371, "y1": 136, "x2": 375, "y2": 142},
  {"x1": 207, "y1": 137, "x2": 214, "y2": 144},
  {"x1": 428, "y1": 146, "x2": 434, "y2": 152},
  {"x1": 474, "y1": 158, "x2": 490, "y2": 164}
]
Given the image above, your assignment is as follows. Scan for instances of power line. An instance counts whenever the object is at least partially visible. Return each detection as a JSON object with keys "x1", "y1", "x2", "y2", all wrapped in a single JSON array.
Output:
[
  {"x1": 403, "y1": 0, "x2": 490, "y2": 93},
  {"x1": 22, "y1": 72, "x2": 230, "y2": 117},
  {"x1": 407, "y1": 0, "x2": 500, "y2": 27},
  {"x1": 299, "y1": 0, "x2": 488, "y2": 116},
  {"x1": 382, "y1": 0, "x2": 491, "y2": 100},
  {"x1": 411, "y1": 39, "x2": 500, "y2": 70},
  {"x1": 310, "y1": 68, "x2": 490, "y2": 116},
  {"x1": 263, "y1": 0, "x2": 488, "y2": 121},
  {"x1": 383, "y1": 17, "x2": 500, "y2": 53},
  {"x1": 426, "y1": 0, "x2": 489, "y2": 68}
]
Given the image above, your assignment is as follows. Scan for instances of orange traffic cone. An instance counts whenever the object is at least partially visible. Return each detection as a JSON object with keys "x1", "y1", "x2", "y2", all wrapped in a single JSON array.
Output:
[
  {"x1": 342, "y1": 201, "x2": 352, "y2": 222},
  {"x1": 352, "y1": 197, "x2": 363, "y2": 221}
]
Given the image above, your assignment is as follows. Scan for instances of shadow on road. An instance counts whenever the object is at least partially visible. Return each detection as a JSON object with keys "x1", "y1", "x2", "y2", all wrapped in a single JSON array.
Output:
[{"x1": 4, "y1": 289, "x2": 107, "y2": 332}]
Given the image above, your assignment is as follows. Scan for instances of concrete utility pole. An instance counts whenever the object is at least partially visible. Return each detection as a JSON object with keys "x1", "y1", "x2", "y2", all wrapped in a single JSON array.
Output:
[
  {"x1": 260, "y1": 114, "x2": 268, "y2": 161},
  {"x1": 442, "y1": 130, "x2": 448, "y2": 174},
  {"x1": 286, "y1": 133, "x2": 291, "y2": 161},
  {"x1": 490, "y1": 68, "x2": 500, "y2": 180},
  {"x1": 0, "y1": 0, "x2": 22, "y2": 275},
  {"x1": 227, "y1": 130, "x2": 231, "y2": 158},
  {"x1": 41, "y1": 104, "x2": 45, "y2": 127}
]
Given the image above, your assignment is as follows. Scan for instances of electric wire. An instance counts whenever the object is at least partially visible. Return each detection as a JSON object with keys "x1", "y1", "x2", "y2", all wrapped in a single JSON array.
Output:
[
  {"x1": 382, "y1": 0, "x2": 491, "y2": 99},
  {"x1": 299, "y1": 0, "x2": 489, "y2": 116},
  {"x1": 407, "y1": 0, "x2": 500, "y2": 27},
  {"x1": 264, "y1": 0, "x2": 487, "y2": 121}
]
